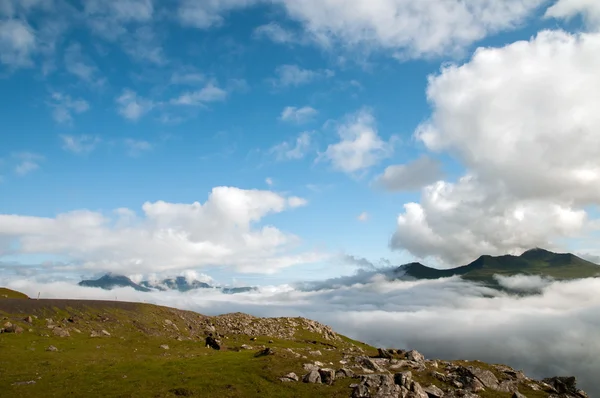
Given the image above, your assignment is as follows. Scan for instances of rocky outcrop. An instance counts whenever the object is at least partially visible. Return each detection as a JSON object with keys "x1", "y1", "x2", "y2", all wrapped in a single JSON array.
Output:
[{"x1": 284, "y1": 349, "x2": 589, "y2": 398}]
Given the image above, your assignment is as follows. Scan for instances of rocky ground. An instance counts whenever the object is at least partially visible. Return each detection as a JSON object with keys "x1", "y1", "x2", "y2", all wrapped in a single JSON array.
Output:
[{"x1": 0, "y1": 294, "x2": 590, "y2": 398}]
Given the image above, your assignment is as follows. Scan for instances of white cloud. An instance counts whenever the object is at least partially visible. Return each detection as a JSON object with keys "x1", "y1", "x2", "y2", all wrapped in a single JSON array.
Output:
[
  {"x1": 124, "y1": 138, "x2": 153, "y2": 157},
  {"x1": 391, "y1": 30, "x2": 600, "y2": 265},
  {"x1": 177, "y1": 0, "x2": 256, "y2": 29},
  {"x1": 63, "y1": 42, "x2": 101, "y2": 84},
  {"x1": 265, "y1": 177, "x2": 273, "y2": 186},
  {"x1": 270, "y1": 64, "x2": 334, "y2": 87},
  {"x1": 171, "y1": 82, "x2": 228, "y2": 106},
  {"x1": 375, "y1": 156, "x2": 443, "y2": 192},
  {"x1": 170, "y1": 69, "x2": 205, "y2": 85},
  {"x1": 83, "y1": 0, "x2": 154, "y2": 40},
  {"x1": 545, "y1": 0, "x2": 600, "y2": 30},
  {"x1": 116, "y1": 89, "x2": 154, "y2": 121},
  {"x1": 175, "y1": 0, "x2": 546, "y2": 59},
  {"x1": 0, "y1": 187, "x2": 320, "y2": 274},
  {"x1": 357, "y1": 212, "x2": 369, "y2": 222},
  {"x1": 49, "y1": 92, "x2": 90, "y2": 124},
  {"x1": 0, "y1": 19, "x2": 36, "y2": 67},
  {"x1": 321, "y1": 108, "x2": 394, "y2": 174},
  {"x1": 254, "y1": 22, "x2": 300, "y2": 44},
  {"x1": 2, "y1": 274, "x2": 599, "y2": 396},
  {"x1": 12, "y1": 152, "x2": 44, "y2": 176},
  {"x1": 270, "y1": 132, "x2": 312, "y2": 161},
  {"x1": 280, "y1": 106, "x2": 318, "y2": 124},
  {"x1": 60, "y1": 135, "x2": 101, "y2": 154}
]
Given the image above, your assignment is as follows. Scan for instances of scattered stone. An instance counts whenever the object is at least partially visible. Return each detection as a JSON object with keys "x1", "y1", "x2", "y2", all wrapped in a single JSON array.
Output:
[
  {"x1": 101, "y1": 330, "x2": 111, "y2": 336},
  {"x1": 240, "y1": 344, "x2": 253, "y2": 350},
  {"x1": 280, "y1": 372, "x2": 299, "y2": 382},
  {"x1": 335, "y1": 368, "x2": 355, "y2": 379},
  {"x1": 52, "y1": 327, "x2": 70, "y2": 337},
  {"x1": 46, "y1": 345, "x2": 58, "y2": 352},
  {"x1": 351, "y1": 384, "x2": 370, "y2": 398},
  {"x1": 164, "y1": 320, "x2": 173, "y2": 326},
  {"x1": 377, "y1": 348, "x2": 393, "y2": 359},
  {"x1": 469, "y1": 367, "x2": 500, "y2": 389},
  {"x1": 302, "y1": 370, "x2": 321, "y2": 384},
  {"x1": 542, "y1": 376, "x2": 588, "y2": 397},
  {"x1": 254, "y1": 347, "x2": 274, "y2": 357},
  {"x1": 356, "y1": 356, "x2": 386, "y2": 373},
  {"x1": 318, "y1": 368, "x2": 335, "y2": 385},
  {"x1": 160, "y1": 344, "x2": 170, "y2": 350},
  {"x1": 423, "y1": 384, "x2": 445, "y2": 398},
  {"x1": 405, "y1": 349, "x2": 425, "y2": 363},
  {"x1": 268, "y1": 339, "x2": 274, "y2": 344},
  {"x1": 25, "y1": 316, "x2": 33, "y2": 324},
  {"x1": 12, "y1": 380, "x2": 36, "y2": 386},
  {"x1": 394, "y1": 371, "x2": 412, "y2": 387},
  {"x1": 308, "y1": 350, "x2": 322, "y2": 356}
]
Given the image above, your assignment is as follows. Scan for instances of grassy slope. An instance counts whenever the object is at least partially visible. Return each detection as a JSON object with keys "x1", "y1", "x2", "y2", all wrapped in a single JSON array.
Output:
[
  {"x1": 0, "y1": 287, "x2": 29, "y2": 299},
  {"x1": 0, "y1": 293, "x2": 557, "y2": 398},
  {"x1": 0, "y1": 296, "x2": 370, "y2": 398}
]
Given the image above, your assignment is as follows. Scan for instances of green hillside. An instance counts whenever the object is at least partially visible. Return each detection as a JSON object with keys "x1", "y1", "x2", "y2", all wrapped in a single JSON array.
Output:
[
  {"x1": 399, "y1": 248, "x2": 600, "y2": 286},
  {"x1": 0, "y1": 288, "x2": 29, "y2": 299},
  {"x1": 0, "y1": 290, "x2": 585, "y2": 397}
]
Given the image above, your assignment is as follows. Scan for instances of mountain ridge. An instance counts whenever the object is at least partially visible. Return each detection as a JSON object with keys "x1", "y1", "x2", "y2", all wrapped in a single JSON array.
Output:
[{"x1": 396, "y1": 248, "x2": 600, "y2": 286}]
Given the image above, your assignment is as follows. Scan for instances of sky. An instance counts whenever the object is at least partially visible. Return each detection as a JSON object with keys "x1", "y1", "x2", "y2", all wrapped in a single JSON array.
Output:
[
  {"x1": 2, "y1": 0, "x2": 600, "y2": 393},
  {"x1": 2, "y1": 0, "x2": 600, "y2": 285}
]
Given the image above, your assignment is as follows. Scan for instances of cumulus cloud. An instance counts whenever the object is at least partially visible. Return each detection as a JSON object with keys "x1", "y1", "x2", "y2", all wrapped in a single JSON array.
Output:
[
  {"x1": 60, "y1": 134, "x2": 101, "y2": 154},
  {"x1": 320, "y1": 108, "x2": 395, "y2": 174},
  {"x1": 357, "y1": 212, "x2": 369, "y2": 222},
  {"x1": 375, "y1": 156, "x2": 443, "y2": 192},
  {"x1": 116, "y1": 89, "x2": 154, "y2": 121},
  {"x1": 545, "y1": 0, "x2": 600, "y2": 30},
  {"x1": 254, "y1": 22, "x2": 301, "y2": 45},
  {"x1": 270, "y1": 64, "x2": 334, "y2": 87},
  {"x1": 270, "y1": 132, "x2": 312, "y2": 161},
  {"x1": 2, "y1": 273, "x2": 599, "y2": 396},
  {"x1": 63, "y1": 42, "x2": 102, "y2": 84},
  {"x1": 280, "y1": 106, "x2": 318, "y2": 124},
  {"x1": 0, "y1": 187, "x2": 321, "y2": 274},
  {"x1": 391, "y1": 30, "x2": 600, "y2": 265},
  {"x1": 176, "y1": 0, "x2": 547, "y2": 60},
  {"x1": 49, "y1": 92, "x2": 90, "y2": 124}
]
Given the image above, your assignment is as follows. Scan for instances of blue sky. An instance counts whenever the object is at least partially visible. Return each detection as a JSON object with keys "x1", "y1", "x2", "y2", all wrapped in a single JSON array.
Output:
[{"x1": 1, "y1": 0, "x2": 599, "y2": 286}]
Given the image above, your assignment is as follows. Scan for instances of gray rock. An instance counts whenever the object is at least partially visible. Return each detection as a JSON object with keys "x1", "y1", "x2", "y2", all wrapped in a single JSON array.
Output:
[
  {"x1": 410, "y1": 382, "x2": 429, "y2": 398},
  {"x1": 160, "y1": 344, "x2": 169, "y2": 350},
  {"x1": 356, "y1": 356, "x2": 386, "y2": 372},
  {"x1": 52, "y1": 327, "x2": 70, "y2": 337},
  {"x1": 303, "y1": 370, "x2": 321, "y2": 384},
  {"x1": 351, "y1": 384, "x2": 370, "y2": 398},
  {"x1": 405, "y1": 350, "x2": 425, "y2": 363},
  {"x1": 394, "y1": 371, "x2": 413, "y2": 387},
  {"x1": 469, "y1": 367, "x2": 499, "y2": 389},
  {"x1": 319, "y1": 368, "x2": 335, "y2": 385},
  {"x1": 423, "y1": 384, "x2": 444, "y2": 398},
  {"x1": 101, "y1": 330, "x2": 111, "y2": 336},
  {"x1": 46, "y1": 345, "x2": 58, "y2": 352},
  {"x1": 336, "y1": 368, "x2": 355, "y2": 379},
  {"x1": 280, "y1": 372, "x2": 298, "y2": 382}
]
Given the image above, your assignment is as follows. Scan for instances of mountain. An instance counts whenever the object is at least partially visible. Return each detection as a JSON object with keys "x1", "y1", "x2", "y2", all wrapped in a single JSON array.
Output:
[
  {"x1": 79, "y1": 274, "x2": 256, "y2": 294},
  {"x1": 78, "y1": 274, "x2": 151, "y2": 292},
  {"x1": 0, "y1": 289, "x2": 590, "y2": 397},
  {"x1": 140, "y1": 276, "x2": 211, "y2": 292},
  {"x1": 396, "y1": 248, "x2": 600, "y2": 286}
]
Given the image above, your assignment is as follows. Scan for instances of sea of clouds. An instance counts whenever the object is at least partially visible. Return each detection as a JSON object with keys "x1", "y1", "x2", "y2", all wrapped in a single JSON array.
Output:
[{"x1": 2, "y1": 271, "x2": 599, "y2": 395}]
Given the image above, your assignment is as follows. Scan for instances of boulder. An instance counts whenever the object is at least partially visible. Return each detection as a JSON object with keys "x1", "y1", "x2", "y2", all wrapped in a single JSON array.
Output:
[
  {"x1": 423, "y1": 385, "x2": 444, "y2": 398},
  {"x1": 319, "y1": 368, "x2": 335, "y2": 385},
  {"x1": 25, "y1": 316, "x2": 33, "y2": 324},
  {"x1": 336, "y1": 368, "x2": 355, "y2": 379},
  {"x1": 542, "y1": 376, "x2": 588, "y2": 398},
  {"x1": 356, "y1": 356, "x2": 386, "y2": 372},
  {"x1": 405, "y1": 350, "x2": 425, "y2": 363},
  {"x1": 302, "y1": 370, "x2": 321, "y2": 384},
  {"x1": 377, "y1": 348, "x2": 393, "y2": 359},
  {"x1": 101, "y1": 330, "x2": 111, "y2": 336},
  {"x1": 469, "y1": 367, "x2": 499, "y2": 389},
  {"x1": 280, "y1": 372, "x2": 298, "y2": 382},
  {"x1": 46, "y1": 345, "x2": 58, "y2": 352},
  {"x1": 160, "y1": 344, "x2": 169, "y2": 350},
  {"x1": 351, "y1": 384, "x2": 370, "y2": 398},
  {"x1": 52, "y1": 327, "x2": 70, "y2": 337},
  {"x1": 394, "y1": 371, "x2": 412, "y2": 387}
]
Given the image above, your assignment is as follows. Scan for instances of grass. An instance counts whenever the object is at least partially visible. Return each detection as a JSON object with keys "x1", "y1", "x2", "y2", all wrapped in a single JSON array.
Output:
[
  {"x1": 0, "y1": 288, "x2": 29, "y2": 299},
  {"x1": 0, "y1": 293, "x2": 559, "y2": 398}
]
